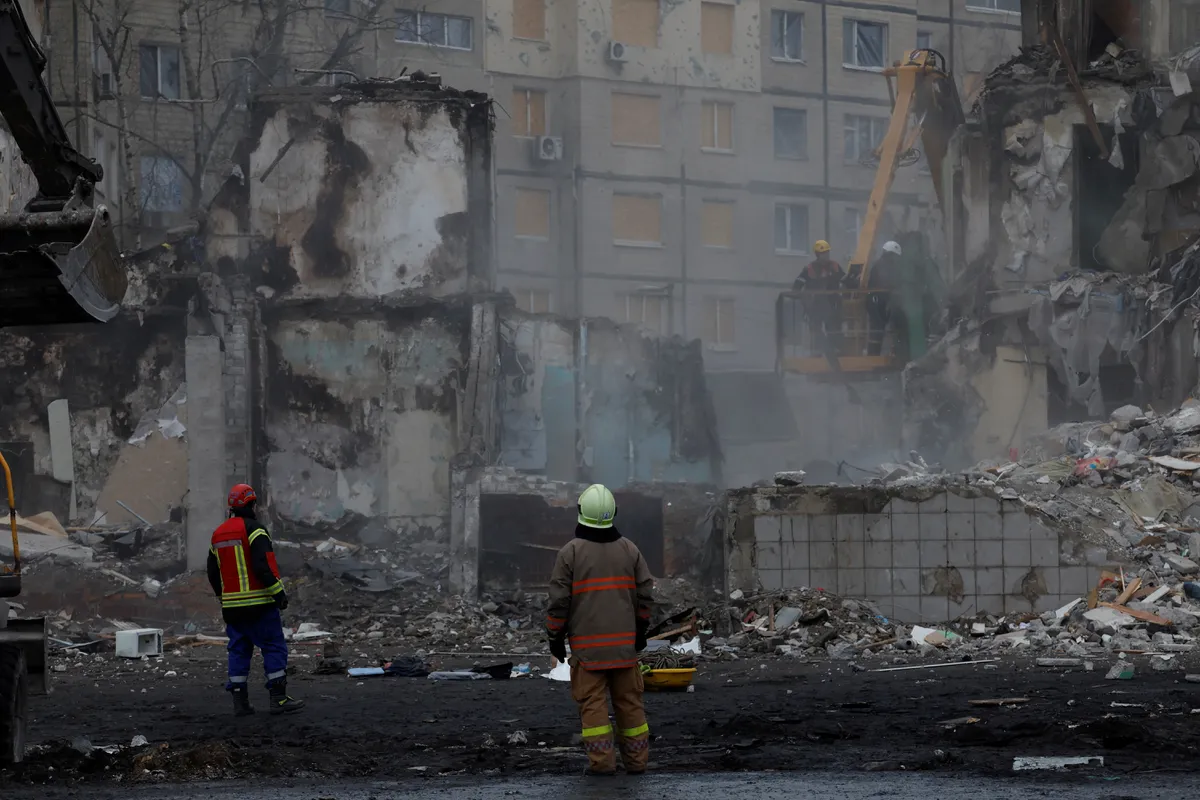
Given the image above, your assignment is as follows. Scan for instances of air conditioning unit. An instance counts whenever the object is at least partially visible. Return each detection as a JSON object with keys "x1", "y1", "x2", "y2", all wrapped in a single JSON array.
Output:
[
  {"x1": 535, "y1": 135, "x2": 563, "y2": 162},
  {"x1": 94, "y1": 72, "x2": 114, "y2": 100},
  {"x1": 607, "y1": 41, "x2": 629, "y2": 63}
]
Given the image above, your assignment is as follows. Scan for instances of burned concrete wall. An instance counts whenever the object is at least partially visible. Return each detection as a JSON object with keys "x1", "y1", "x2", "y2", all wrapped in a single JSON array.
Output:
[
  {"x1": 0, "y1": 235, "x2": 206, "y2": 527},
  {"x1": 726, "y1": 484, "x2": 1117, "y2": 622},
  {"x1": 0, "y1": 312, "x2": 187, "y2": 524},
  {"x1": 497, "y1": 313, "x2": 721, "y2": 486},
  {"x1": 246, "y1": 82, "x2": 494, "y2": 301},
  {"x1": 262, "y1": 301, "x2": 470, "y2": 562}
]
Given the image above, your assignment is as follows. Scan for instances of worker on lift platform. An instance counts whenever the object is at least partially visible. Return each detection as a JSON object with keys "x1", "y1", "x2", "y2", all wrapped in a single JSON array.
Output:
[
  {"x1": 847, "y1": 240, "x2": 904, "y2": 358},
  {"x1": 208, "y1": 483, "x2": 305, "y2": 717},
  {"x1": 792, "y1": 239, "x2": 851, "y2": 356},
  {"x1": 792, "y1": 239, "x2": 845, "y2": 292}
]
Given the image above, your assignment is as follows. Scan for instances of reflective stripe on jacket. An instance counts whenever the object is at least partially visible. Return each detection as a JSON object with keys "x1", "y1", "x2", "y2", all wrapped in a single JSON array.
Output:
[
  {"x1": 545, "y1": 528, "x2": 654, "y2": 671},
  {"x1": 210, "y1": 517, "x2": 283, "y2": 609}
]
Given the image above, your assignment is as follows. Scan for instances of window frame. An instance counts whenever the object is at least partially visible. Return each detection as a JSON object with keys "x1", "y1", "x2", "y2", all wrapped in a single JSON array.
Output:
[
  {"x1": 139, "y1": 155, "x2": 185, "y2": 213},
  {"x1": 700, "y1": 200, "x2": 735, "y2": 250},
  {"x1": 916, "y1": 30, "x2": 932, "y2": 51},
  {"x1": 844, "y1": 207, "x2": 864, "y2": 251},
  {"x1": 965, "y1": 0, "x2": 1020, "y2": 14},
  {"x1": 842, "y1": 18, "x2": 887, "y2": 70},
  {"x1": 612, "y1": 0, "x2": 660, "y2": 48},
  {"x1": 324, "y1": 0, "x2": 351, "y2": 16},
  {"x1": 623, "y1": 290, "x2": 671, "y2": 337},
  {"x1": 512, "y1": 0, "x2": 547, "y2": 41},
  {"x1": 770, "y1": 9, "x2": 803, "y2": 62},
  {"x1": 773, "y1": 107, "x2": 808, "y2": 160},
  {"x1": 514, "y1": 288, "x2": 552, "y2": 314},
  {"x1": 395, "y1": 10, "x2": 474, "y2": 51},
  {"x1": 774, "y1": 202, "x2": 808, "y2": 255},
  {"x1": 512, "y1": 88, "x2": 547, "y2": 138},
  {"x1": 514, "y1": 187, "x2": 552, "y2": 241},
  {"x1": 700, "y1": 1, "x2": 735, "y2": 55},
  {"x1": 704, "y1": 296, "x2": 736, "y2": 349},
  {"x1": 700, "y1": 100, "x2": 734, "y2": 153},
  {"x1": 139, "y1": 43, "x2": 181, "y2": 100},
  {"x1": 612, "y1": 192, "x2": 664, "y2": 247},
  {"x1": 611, "y1": 92, "x2": 663, "y2": 148},
  {"x1": 843, "y1": 113, "x2": 888, "y2": 164}
]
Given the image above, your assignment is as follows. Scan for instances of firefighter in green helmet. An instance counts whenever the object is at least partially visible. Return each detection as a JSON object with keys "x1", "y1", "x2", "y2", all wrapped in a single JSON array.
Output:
[{"x1": 545, "y1": 484, "x2": 655, "y2": 775}]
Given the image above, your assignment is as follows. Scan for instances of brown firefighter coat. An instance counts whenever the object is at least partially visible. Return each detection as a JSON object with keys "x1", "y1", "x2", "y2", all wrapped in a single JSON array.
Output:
[{"x1": 545, "y1": 525, "x2": 654, "y2": 670}]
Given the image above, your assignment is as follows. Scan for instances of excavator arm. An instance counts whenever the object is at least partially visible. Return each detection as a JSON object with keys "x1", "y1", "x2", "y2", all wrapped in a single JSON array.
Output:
[
  {"x1": 0, "y1": 6, "x2": 130, "y2": 742},
  {"x1": 0, "y1": 0, "x2": 127, "y2": 326},
  {"x1": 850, "y1": 49, "x2": 964, "y2": 289}
]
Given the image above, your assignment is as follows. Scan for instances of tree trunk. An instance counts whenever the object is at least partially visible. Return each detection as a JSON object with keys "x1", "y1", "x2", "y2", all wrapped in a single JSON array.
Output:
[{"x1": 114, "y1": 90, "x2": 141, "y2": 250}]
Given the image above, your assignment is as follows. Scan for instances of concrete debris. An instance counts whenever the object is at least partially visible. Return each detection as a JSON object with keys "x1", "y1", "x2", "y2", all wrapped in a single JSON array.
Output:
[
  {"x1": 773, "y1": 471, "x2": 806, "y2": 487},
  {"x1": 1106, "y1": 664, "x2": 1135, "y2": 680},
  {"x1": 1012, "y1": 755, "x2": 1104, "y2": 772}
]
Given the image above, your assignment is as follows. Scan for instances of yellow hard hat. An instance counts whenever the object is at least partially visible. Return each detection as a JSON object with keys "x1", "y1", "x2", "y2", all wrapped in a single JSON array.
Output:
[
  {"x1": 813, "y1": 240, "x2": 831, "y2": 254},
  {"x1": 578, "y1": 484, "x2": 617, "y2": 529}
]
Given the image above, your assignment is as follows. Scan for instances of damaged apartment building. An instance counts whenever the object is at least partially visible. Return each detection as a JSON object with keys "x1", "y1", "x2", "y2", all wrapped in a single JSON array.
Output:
[
  {"x1": 0, "y1": 78, "x2": 722, "y2": 604},
  {"x1": 900, "y1": 0, "x2": 1200, "y2": 469}
]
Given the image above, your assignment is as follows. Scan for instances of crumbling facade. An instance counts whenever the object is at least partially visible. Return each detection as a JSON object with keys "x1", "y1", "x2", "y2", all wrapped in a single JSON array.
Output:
[
  {"x1": 904, "y1": 0, "x2": 1200, "y2": 467},
  {"x1": 0, "y1": 78, "x2": 722, "y2": 603}
]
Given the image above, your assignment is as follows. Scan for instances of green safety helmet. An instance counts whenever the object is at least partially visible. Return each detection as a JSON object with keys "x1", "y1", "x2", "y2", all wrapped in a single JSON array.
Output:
[{"x1": 577, "y1": 484, "x2": 617, "y2": 529}]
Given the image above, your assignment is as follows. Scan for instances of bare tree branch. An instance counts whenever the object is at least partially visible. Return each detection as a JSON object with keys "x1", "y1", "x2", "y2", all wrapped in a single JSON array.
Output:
[{"x1": 73, "y1": 0, "x2": 392, "y2": 240}]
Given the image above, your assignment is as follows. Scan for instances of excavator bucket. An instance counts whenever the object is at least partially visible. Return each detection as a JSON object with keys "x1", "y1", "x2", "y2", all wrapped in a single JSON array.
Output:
[{"x1": 0, "y1": 205, "x2": 127, "y2": 327}]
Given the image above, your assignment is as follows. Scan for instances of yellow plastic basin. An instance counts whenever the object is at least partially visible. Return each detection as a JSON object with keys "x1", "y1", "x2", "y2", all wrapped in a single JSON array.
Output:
[{"x1": 643, "y1": 668, "x2": 696, "y2": 691}]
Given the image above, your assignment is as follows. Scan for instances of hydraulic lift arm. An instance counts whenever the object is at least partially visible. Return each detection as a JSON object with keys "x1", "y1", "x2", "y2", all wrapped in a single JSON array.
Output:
[
  {"x1": 0, "y1": 0, "x2": 127, "y2": 326},
  {"x1": 850, "y1": 49, "x2": 965, "y2": 289}
]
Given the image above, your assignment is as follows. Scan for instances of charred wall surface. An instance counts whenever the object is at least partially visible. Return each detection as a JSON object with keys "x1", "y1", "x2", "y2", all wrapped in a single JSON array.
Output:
[
  {"x1": 262, "y1": 300, "x2": 471, "y2": 564},
  {"x1": 0, "y1": 312, "x2": 187, "y2": 523},
  {"x1": 245, "y1": 81, "x2": 493, "y2": 302}
]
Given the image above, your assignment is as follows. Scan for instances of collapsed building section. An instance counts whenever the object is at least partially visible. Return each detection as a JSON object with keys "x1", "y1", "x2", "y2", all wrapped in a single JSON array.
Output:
[
  {"x1": 905, "y1": 1, "x2": 1200, "y2": 468},
  {"x1": 0, "y1": 77, "x2": 724, "y2": 624}
]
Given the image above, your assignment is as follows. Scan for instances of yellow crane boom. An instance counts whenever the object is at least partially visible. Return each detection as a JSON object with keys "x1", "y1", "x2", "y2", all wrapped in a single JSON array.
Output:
[{"x1": 850, "y1": 48, "x2": 964, "y2": 290}]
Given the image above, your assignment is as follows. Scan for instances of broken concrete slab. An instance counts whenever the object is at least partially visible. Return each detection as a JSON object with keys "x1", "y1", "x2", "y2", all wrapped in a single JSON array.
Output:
[
  {"x1": 96, "y1": 431, "x2": 187, "y2": 526},
  {"x1": 47, "y1": 399, "x2": 75, "y2": 520},
  {"x1": 0, "y1": 532, "x2": 92, "y2": 563},
  {"x1": 1167, "y1": 554, "x2": 1200, "y2": 574},
  {"x1": 1085, "y1": 606, "x2": 1134, "y2": 630}
]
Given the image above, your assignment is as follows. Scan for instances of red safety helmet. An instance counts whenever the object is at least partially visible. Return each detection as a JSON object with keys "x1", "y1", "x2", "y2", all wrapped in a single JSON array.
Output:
[{"x1": 227, "y1": 483, "x2": 257, "y2": 509}]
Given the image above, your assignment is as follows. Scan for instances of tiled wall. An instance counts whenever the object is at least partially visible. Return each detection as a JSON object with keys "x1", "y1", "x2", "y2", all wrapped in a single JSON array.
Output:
[{"x1": 747, "y1": 491, "x2": 1110, "y2": 622}]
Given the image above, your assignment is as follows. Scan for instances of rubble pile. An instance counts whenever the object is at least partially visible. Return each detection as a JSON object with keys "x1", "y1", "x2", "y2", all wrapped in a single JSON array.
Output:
[
  {"x1": 981, "y1": 42, "x2": 1150, "y2": 93},
  {"x1": 713, "y1": 588, "x2": 897, "y2": 660},
  {"x1": 722, "y1": 581, "x2": 1200, "y2": 667}
]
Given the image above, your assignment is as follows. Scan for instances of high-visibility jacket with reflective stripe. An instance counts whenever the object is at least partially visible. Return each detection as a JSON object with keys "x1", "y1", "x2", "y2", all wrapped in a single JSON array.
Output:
[
  {"x1": 210, "y1": 517, "x2": 283, "y2": 609},
  {"x1": 546, "y1": 526, "x2": 654, "y2": 671}
]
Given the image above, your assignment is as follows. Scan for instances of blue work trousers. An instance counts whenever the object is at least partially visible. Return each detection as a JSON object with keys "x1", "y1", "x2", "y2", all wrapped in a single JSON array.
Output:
[{"x1": 225, "y1": 606, "x2": 289, "y2": 690}]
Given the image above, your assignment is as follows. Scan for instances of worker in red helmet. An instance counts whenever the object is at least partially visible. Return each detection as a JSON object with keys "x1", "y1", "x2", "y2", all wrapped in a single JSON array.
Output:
[{"x1": 207, "y1": 483, "x2": 304, "y2": 716}]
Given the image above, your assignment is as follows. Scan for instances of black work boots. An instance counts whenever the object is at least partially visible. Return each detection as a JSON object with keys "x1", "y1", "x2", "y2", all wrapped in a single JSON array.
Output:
[
  {"x1": 268, "y1": 679, "x2": 306, "y2": 715},
  {"x1": 230, "y1": 686, "x2": 254, "y2": 717},
  {"x1": 230, "y1": 681, "x2": 304, "y2": 716}
]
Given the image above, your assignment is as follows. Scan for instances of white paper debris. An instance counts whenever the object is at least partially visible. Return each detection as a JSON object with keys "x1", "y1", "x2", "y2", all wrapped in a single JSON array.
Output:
[
  {"x1": 544, "y1": 658, "x2": 571, "y2": 682},
  {"x1": 671, "y1": 636, "x2": 701, "y2": 655}
]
